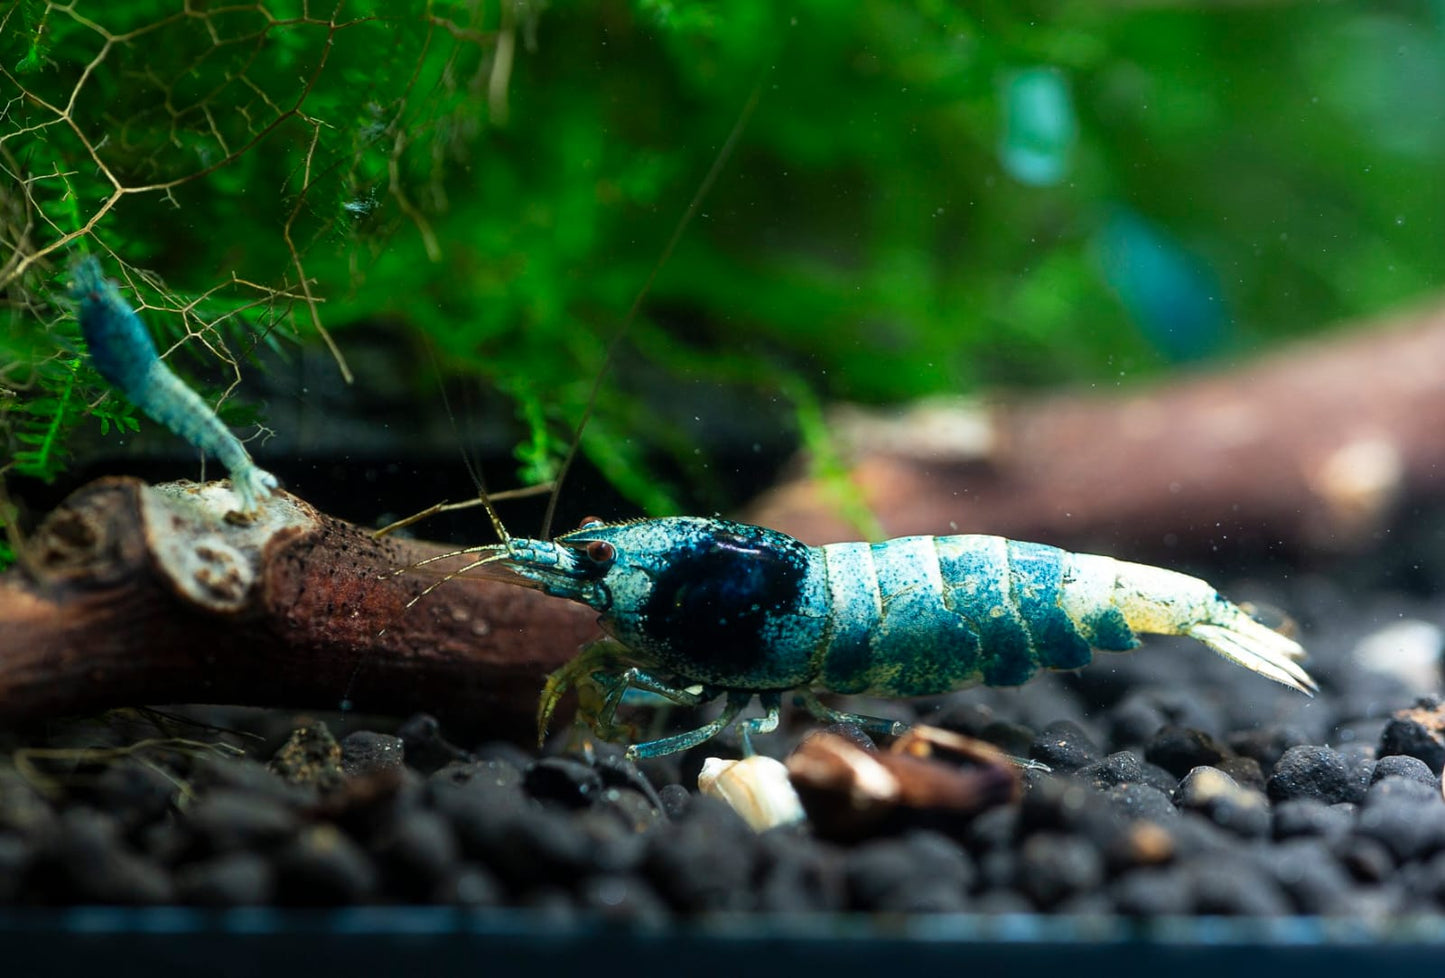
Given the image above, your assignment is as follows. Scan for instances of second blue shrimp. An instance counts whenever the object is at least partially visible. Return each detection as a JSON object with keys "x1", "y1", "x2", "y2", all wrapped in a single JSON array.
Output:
[{"x1": 68, "y1": 255, "x2": 277, "y2": 514}]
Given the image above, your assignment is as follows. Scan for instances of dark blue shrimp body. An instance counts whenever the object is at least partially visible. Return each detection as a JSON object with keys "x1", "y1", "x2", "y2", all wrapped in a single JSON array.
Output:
[
  {"x1": 518, "y1": 515, "x2": 1314, "y2": 757},
  {"x1": 68, "y1": 256, "x2": 277, "y2": 513},
  {"x1": 517, "y1": 518, "x2": 1140, "y2": 695}
]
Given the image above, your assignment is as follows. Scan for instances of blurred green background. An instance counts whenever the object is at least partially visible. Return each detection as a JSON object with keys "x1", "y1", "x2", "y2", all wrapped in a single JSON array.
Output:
[{"x1": 3, "y1": 0, "x2": 1443, "y2": 560}]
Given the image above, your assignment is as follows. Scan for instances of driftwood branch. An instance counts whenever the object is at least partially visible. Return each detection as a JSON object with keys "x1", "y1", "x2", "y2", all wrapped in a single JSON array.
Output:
[
  {"x1": 0, "y1": 478, "x2": 598, "y2": 736},
  {"x1": 748, "y1": 300, "x2": 1445, "y2": 559}
]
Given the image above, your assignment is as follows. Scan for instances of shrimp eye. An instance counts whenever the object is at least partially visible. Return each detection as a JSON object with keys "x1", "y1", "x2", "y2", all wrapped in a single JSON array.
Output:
[
  {"x1": 578, "y1": 515, "x2": 606, "y2": 530},
  {"x1": 585, "y1": 540, "x2": 616, "y2": 565}
]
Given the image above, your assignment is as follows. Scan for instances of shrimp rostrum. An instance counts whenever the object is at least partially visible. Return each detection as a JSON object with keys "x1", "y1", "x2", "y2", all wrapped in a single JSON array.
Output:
[{"x1": 472, "y1": 516, "x2": 1315, "y2": 759}]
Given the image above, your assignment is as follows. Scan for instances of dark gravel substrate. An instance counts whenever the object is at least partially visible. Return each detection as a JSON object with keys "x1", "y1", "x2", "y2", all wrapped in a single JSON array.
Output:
[{"x1": 1, "y1": 571, "x2": 1444, "y2": 921}]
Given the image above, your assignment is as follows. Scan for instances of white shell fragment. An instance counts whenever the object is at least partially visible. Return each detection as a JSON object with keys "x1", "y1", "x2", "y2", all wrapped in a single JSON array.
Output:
[{"x1": 697, "y1": 755, "x2": 805, "y2": 832}]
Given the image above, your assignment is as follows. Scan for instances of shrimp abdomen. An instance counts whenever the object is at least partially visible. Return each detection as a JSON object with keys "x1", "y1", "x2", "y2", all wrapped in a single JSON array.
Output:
[
  {"x1": 815, "y1": 534, "x2": 1311, "y2": 699},
  {"x1": 817, "y1": 535, "x2": 1108, "y2": 696}
]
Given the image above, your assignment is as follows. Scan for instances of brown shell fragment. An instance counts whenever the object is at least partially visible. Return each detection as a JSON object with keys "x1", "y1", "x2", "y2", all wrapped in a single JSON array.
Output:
[{"x1": 785, "y1": 724, "x2": 1021, "y2": 840}]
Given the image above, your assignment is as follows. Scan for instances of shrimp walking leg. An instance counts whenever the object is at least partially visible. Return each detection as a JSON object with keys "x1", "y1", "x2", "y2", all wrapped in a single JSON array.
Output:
[
  {"x1": 626, "y1": 691, "x2": 751, "y2": 760},
  {"x1": 796, "y1": 689, "x2": 910, "y2": 738}
]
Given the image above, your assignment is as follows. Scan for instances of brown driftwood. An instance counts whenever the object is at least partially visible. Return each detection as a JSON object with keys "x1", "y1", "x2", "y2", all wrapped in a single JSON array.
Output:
[
  {"x1": 747, "y1": 299, "x2": 1445, "y2": 559},
  {"x1": 0, "y1": 478, "x2": 598, "y2": 736}
]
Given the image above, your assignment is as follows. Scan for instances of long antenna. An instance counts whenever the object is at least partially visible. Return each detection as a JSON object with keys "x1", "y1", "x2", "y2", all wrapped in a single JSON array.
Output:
[
  {"x1": 425, "y1": 335, "x2": 513, "y2": 549},
  {"x1": 539, "y1": 77, "x2": 766, "y2": 539}
]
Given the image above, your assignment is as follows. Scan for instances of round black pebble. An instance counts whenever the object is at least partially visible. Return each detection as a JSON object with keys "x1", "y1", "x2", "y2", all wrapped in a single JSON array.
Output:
[
  {"x1": 340, "y1": 731, "x2": 405, "y2": 778},
  {"x1": 845, "y1": 833, "x2": 971, "y2": 912},
  {"x1": 644, "y1": 797, "x2": 756, "y2": 912},
  {"x1": 1272, "y1": 799, "x2": 1352, "y2": 843},
  {"x1": 524, "y1": 757, "x2": 606, "y2": 809},
  {"x1": 397, "y1": 713, "x2": 469, "y2": 774},
  {"x1": 185, "y1": 790, "x2": 301, "y2": 853},
  {"x1": 274, "y1": 825, "x2": 378, "y2": 904},
  {"x1": 1113, "y1": 866, "x2": 1193, "y2": 916},
  {"x1": 1145, "y1": 726, "x2": 1230, "y2": 779},
  {"x1": 1176, "y1": 767, "x2": 1270, "y2": 839},
  {"x1": 45, "y1": 808, "x2": 173, "y2": 904},
  {"x1": 435, "y1": 866, "x2": 505, "y2": 906},
  {"x1": 92, "y1": 759, "x2": 178, "y2": 831},
  {"x1": 0, "y1": 833, "x2": 31, "y2": 902},
  {"x1": 1371, "y1": 753, "x2": 1440, "y2": 789},
  {"x1": 377, "y1": 810, "x2": 459, "y2": 895},
  {"x1": 577, "y1": 874, "x2": 671, "y2": 925},
  {"x1": 1186, "y1": 858, "x2": 1291, "y2": 916},
  {"x1": 657, "y1": 783, "x2": 691, "y2": 820},
  {"x1": 1259, "y1": 840, "x2": 1355, "y2": 915},
  {"x1": 1267, "y1": 745, "x2": 1353, "y2": 805},
  {"x1": 1030, "y1": 721, "x2": 1100, "y2": 772},
  {"x1": 1354, "y1": 793, "x2": 1445, "y2": 863},
  {"x1": 1104, "y1": 783, "x2": 1178, "y2": 824},
  {"x1": 1016, "y1": 833, "x2": 1104, "y2": 909},
  {"x1": 1078, "y1": 750, "x2": 1177, "y2": 795},
  {"x1": 173, "y1": 852, "x2": 274, "y2": 906},
  {"x1": 755, "y1": 830, "x2": 846, "y2": 913},
  {"x1": 1378, "y1": 716, "x2": 1445, "y2": 772}
]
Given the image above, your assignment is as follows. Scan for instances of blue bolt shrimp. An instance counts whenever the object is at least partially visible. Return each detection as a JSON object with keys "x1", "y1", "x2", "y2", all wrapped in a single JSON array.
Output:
[
  {"x1": 435, "y1": 515, "x2": 1315, "y2": 759},
  {"x1": 68, "y1": 255, "x2": 278, "y2": 514},
  {"x1": 387, "y1": 81, "x2": 1314, "y2": 759}
]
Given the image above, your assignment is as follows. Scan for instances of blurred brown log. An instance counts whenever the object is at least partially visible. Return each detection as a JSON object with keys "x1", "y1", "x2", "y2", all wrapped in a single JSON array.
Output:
[
  {"x1": 0, "y1": 478, "x2": 598, "y2": 736},
  {"x1": 747, "y1": 300, "x2": 1445, "y2": 559}
]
